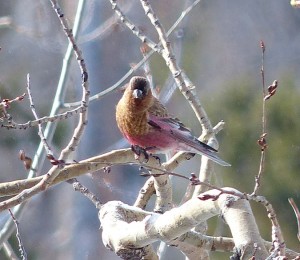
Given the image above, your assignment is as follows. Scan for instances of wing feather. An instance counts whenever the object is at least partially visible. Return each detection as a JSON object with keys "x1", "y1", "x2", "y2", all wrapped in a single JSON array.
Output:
[{"x1": 148, "y1": 114, "x2": 230, "y2": 166}]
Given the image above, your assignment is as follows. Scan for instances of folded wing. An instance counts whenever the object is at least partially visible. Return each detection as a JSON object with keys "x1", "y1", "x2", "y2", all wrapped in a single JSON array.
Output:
[{"x1": 148, "y1": 115, "x2": 231, "y2": 167}]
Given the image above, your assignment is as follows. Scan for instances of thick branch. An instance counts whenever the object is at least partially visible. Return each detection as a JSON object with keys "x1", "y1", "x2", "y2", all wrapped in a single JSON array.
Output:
[{"x1": 100, "y1": 189, "x2": 269, "y2": 259}]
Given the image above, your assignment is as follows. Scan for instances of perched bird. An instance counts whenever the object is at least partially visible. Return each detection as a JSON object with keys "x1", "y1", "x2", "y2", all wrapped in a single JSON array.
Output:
[{"x1": 116, "y1": 76, "x2": 230, "y2": 166}]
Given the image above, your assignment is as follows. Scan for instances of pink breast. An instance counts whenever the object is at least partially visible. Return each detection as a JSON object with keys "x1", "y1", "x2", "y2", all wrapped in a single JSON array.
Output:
[{"x1": 124, "y1": 131, "x2": 178, "y2": 153}]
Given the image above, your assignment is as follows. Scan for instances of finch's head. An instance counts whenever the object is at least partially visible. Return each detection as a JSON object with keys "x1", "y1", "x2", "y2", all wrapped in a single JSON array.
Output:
[
  {"x1": 122, "y1": 76, "x2": 153, "y2": 113},
  {"x1": 129, "y1": 76, "x2": 150, "y2": 100}
]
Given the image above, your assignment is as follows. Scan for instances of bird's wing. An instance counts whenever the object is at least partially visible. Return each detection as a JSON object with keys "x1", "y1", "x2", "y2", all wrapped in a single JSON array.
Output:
[
  {"x1": 148, "y1": 114, "x2": 231, "y2": 166},
  {"x1": 148, "y1": 115, "x2": 217, "y2": 152}
]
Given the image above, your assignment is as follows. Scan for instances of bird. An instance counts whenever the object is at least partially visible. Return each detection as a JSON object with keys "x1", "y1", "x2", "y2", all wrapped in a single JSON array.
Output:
[{"x1": 116, "y1": 76, "x2": 230, "y2": 166}]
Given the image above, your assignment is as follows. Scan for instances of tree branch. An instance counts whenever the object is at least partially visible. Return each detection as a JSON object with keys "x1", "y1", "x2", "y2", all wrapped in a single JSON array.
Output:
[{"x1": 100, "y1": 189, "x2": 269, "y2": 259}]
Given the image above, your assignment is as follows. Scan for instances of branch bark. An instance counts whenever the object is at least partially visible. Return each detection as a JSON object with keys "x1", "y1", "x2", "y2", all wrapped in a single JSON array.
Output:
[{"x1": 100, "y1": 189, "x2": 269, "y2": 259}]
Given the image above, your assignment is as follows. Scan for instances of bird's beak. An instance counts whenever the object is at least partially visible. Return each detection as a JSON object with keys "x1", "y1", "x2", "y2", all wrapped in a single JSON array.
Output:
[{"x1": 132, "y1": 89, "x2": 143, "y2": 99}]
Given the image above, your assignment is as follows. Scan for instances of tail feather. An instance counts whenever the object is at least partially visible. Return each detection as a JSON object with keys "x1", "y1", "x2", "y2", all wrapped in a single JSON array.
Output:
[{"x1": 200, "y1": 149, "x2": 231, "y2": 167}]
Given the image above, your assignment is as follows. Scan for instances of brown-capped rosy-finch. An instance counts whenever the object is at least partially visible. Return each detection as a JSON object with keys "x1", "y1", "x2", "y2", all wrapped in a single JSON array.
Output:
[{"x1": 116, "y1": 76, "x2": 230, "y2": 166}]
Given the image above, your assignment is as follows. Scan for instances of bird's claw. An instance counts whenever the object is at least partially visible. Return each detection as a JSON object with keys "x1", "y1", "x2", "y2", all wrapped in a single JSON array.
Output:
[
  {"x1": 131, "y1": 145, "x2": 149, "y2": 163},
  {"x1": 151, "y1": 155, "x2": 161, "y2": 165}
]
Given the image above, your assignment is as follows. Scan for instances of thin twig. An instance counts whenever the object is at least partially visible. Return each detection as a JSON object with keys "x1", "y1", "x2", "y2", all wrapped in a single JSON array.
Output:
[
  {"x1": 261, "y1": 40, "x2": 267, "y2": 134},
  {"x1": 253, "y1": 40, "x2": 267, "y2": 195},
  {"x1": 8, "y1": 209, "x2": 27, "y2": 260},
  {"x1": 68, "y1": 179, "x2": 102, "y2": 209},
  {"x1": 78, "y1": 1, "x2": 134, "y2": 44},
  {"x1": 0, "y1": 93, "x2": 26, "y2": 127},
  {"x1": 1, "y1": 105, "x2": 83, "y2": 130},
  {"x1": 159, "y1": 0, "x2": 191, "y2": 105},
  {"x1": 110, "y1": 0, "x2": 162, "y2": 54},
  {"x1": 288, "y1": 198, "x2": 300, "y2": 242},
  {"x1": 26, "y1": 74, "x2": 53, "y2": 156},
  {"x1": 140, "y1": 44, "x2": 156, "y2": 96},
  {"x1": 42, "y1": 0, "x2": 89, "y2": 187}
]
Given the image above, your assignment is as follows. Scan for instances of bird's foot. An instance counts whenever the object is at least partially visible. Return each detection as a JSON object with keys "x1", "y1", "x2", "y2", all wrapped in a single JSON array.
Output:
[
  {"x1": 131, "y1": 145, "x2": 149, "y2": 163},
  {"x1": 150, "y1": 154, "x2": 161, "y2": 165},
  {"x1": 131, "y1": 145, "x2": 161, "y2": 165},
  {"x1": 142, "y1": 147, "x2": 161, "y2": 165}
]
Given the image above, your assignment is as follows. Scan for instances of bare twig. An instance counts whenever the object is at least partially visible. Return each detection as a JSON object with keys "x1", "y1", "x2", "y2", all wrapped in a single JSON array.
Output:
[
  {"x1": 0, "y1": 93, "x2": 26, "y2": 127},
  {"x1": 68, "y1": 179, "x2": 102, "y2": 209},
  {"x1": 288, "y1": 198, "x2": 300, "y2": 242},
  {"x1": 8, "y1": 209, "x2": 27, "y2": 260},
  {"x1": 110, "y1": 0, "x2": 162, "y2": 54},
  {"x1": 247, "y1": 196, "x2": 285, "y2": 257},
  {"x1": 1, "y1": 105, "x2": 83, "y2": 130},
  {"x1": 1, "y1": 70, "x2": 82, "y2": 132},
  {"x1": 26, "y1": 74, "x2": 53, "y2": 156},
  {"x1": 140, "y1": 44, "x2": 156, "y2": 96},
  {"x1": 40, "y1": 0, "x2": 89, "y2": 188},
  {"x1": 253, "y1": 42, "x2": 279, "y2": 195},
  {"x1": 159, "y1": 0, "x2": 199, "y2": 105},
  {"x1": 253, "y1": 40, "x2": 267, "y2": 195}
]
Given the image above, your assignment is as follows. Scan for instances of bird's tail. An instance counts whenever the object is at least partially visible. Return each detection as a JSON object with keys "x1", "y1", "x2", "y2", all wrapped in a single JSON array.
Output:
[{"x1": 200, "y1": 148, "x2": 231, "y2": 167}]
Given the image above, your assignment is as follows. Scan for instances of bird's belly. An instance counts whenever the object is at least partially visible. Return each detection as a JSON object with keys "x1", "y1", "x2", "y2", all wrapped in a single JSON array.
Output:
[{"x1": 124, "y1": 131, "x2": 176, "y2": 153}]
